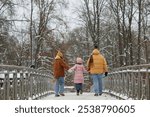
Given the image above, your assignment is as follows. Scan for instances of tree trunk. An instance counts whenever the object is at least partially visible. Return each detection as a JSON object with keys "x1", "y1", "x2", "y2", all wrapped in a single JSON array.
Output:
[
  {"x1": 128, "y1": 0, "x2": 134, "y2": 65},
  {"x1": 30, "y1": 0, "x2": 33, "y2": 65},
  {"x1": 137, "y1": 0, "x2": 142, "y2": 65}
]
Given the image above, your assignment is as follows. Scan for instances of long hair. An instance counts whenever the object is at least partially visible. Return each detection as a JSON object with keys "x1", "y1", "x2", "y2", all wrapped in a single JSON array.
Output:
[
  {"x1": 87, "y1": 54, "x2": 93, "y2": 70},
  {"x1": 89, "y1": 54, "x2": 93, "y2": 63}
]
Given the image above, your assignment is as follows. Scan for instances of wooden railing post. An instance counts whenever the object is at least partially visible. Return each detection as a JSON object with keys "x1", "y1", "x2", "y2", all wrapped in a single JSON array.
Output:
[
  {"x1": 146, "y1": 72, "x2": 150, "y2": 99},
  {"x1": 104, "y1": 64, "x2": 150, "y2": 100},
  {"x1": 25, "y1": 72, "x2": 29, "y2": 99},
  {"x1": 12, "y1": 72, "x2": 17, "y2": 100},
  {"x1": 0, "y1": 65, "x2": 53, "y2": 100},
  {"x1": 29, "y1": 73, "x2": 33, "y2": 99},
  {"x1": 0, "y1": 78, "x2": 3, "y2": 100},
  {"x1": 20, "y1": 72, "x2": 24, "y2": 99},
  {"x1": 5, "y1": 73, "x2": 10, "y2": 100}
]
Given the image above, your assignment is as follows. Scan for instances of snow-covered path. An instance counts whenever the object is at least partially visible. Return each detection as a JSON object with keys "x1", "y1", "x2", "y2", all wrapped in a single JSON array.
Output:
[{"x1": 41, "y1": 93, "x2": 118, "y2": 100}]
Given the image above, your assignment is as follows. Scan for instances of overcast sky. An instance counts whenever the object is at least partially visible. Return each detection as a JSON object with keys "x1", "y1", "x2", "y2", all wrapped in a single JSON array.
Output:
[
  {"x1": 64, "y1": 0, "x2": 82, "y2": 29},
  {"x1": 12, "y1": 0, "x2": 82, "y2": 32}
]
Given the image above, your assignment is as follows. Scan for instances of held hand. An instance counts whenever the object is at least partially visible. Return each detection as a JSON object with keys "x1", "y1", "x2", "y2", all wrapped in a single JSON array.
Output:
[
  {"x1": 105, "y1": 72, "x2": 108, "y2": 76},
  {"x1": 68, "y1": 69, "x2": 73, "y2": 73}
]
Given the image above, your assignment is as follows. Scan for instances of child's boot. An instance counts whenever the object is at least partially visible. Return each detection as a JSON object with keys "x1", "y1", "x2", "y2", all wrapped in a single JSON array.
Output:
[
  {"x1": 80, "y1": 90, "x2": 83, "y2": 94},
  {"x1": 77, "y1": 90, "x2": 79, "y2": 96}
]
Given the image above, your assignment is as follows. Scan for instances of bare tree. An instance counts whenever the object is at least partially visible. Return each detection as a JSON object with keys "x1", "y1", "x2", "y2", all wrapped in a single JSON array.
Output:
[
  {"x1": 127, "y1": 0, "x2": 134, "y2": 65},
  {"x1": 30, "y1": 0, "x2": 34, "y2": 65},
  {"x1": 142, "y1": 0, "x2": 150, "y2": 63},
  {"x1": 29, "y1": 0, "x2": 68, "y2": 68},
  {"x1": 109, "y1": 0, "x2": 124, "y2": 66},
  {"x1": 137, "y1": 0, "x2": 142, "y2": 65},
  {"x1": 81, "y1": 0, "x2": 106, "y2": 47},
  {"x1": 0, "y1": 0, "x2": 15, "y2": 16}
]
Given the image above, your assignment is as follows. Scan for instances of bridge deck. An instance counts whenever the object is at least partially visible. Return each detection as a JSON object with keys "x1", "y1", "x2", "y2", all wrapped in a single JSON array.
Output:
[{"x1": 41, "y1": 93, "x2": 118, "y2": 100}]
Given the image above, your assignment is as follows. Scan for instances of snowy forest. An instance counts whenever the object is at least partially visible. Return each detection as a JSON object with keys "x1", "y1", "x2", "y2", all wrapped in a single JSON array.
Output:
[{"x1": 0, "y1": 0, "x2": 150, "y2": 71}]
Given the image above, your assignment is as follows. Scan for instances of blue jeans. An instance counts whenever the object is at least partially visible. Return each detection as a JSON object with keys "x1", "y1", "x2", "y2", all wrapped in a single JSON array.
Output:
[
  {"x1": 91, "y1": 74, "x2": 103, "y2": 94},
  {"x1": 54, "y1": 77, "x2": 64, "y2": 95},
  {"x1": 75, "y1": 83, "x2": 83, "y2": 92}
]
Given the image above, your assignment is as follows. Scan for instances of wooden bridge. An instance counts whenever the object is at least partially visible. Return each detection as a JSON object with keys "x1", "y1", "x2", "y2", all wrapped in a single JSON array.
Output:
[{"x1": 0, "y1": 64, "x2": 150, "y2": 100}]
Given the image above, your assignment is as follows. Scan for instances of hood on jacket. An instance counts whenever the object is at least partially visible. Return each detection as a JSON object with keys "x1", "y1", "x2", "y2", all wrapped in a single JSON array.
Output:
[
  {"x1": 92, "y1": 49, "x2": 100, "y2": 55},
  {"x1": 55, "y1": 51, "x2": 63, "y2": 59},
  {"x1": 55, "y1": 55, "x2": 61, "y2": 59}
]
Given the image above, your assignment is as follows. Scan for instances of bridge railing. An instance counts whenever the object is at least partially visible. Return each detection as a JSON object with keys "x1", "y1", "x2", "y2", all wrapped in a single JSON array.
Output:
[
  {"x1": 0, "y1": 65, "x2": 53, "y2": 100},
  {"x1": 103, "y1": 64, "x2": 150, "y2": 100}
]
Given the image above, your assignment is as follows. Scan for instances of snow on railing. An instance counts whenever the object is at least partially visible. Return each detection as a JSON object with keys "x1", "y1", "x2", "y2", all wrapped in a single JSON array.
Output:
[
  {"x1": 0, "y1": 65, "x2": 53, "y2": 100},
  {"x1": 103, "y1": 64, "x2": 150, "y2": 100}
]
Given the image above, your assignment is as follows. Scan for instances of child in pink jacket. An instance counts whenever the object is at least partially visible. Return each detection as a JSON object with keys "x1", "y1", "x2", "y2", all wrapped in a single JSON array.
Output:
[{"x1": 68, "y1": 57, "x2": 87, "y2": 95}]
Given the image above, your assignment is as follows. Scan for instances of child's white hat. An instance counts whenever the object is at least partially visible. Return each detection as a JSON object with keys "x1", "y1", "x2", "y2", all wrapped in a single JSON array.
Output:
[{"x1": 76, "y1": 57, "x2": 83, "y2": 64}]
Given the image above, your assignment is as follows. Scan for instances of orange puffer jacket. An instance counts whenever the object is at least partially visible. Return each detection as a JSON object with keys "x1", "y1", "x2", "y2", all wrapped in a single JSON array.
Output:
[
  {"x1": 87, "y1": 49, "x2": 108, "y2": 74},
  {"x1": 53, "y1": 56, "x2": 69, "y2": 78}
]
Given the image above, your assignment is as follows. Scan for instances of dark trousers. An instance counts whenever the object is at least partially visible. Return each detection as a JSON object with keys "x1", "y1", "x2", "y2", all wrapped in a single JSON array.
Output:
[{"x1": 75, "y1": 83, "x2": 83, "y2": 93}]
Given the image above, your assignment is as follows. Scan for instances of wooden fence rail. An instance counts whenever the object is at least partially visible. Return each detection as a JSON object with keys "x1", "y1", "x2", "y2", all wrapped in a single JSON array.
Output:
[
  {"x1": 103, "y1": 64, "x2": 150, "y2": 100},
  {"x1": 1, "y1": 64, "x2": 150, "y2": 100},
  {"x1": 0, "y1": 65, "x2": 53, "y2": 100}
]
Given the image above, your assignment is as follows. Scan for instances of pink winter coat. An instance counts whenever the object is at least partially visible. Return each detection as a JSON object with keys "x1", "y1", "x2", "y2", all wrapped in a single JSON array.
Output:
[{"x1": 69, "y1": 64, "x2": 87, "y2": 83}]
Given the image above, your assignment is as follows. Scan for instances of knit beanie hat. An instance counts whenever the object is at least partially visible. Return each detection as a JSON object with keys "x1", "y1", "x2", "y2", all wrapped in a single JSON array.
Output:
[{"x1": 76, "y1": 57, "x2": 83, "y2": 64}]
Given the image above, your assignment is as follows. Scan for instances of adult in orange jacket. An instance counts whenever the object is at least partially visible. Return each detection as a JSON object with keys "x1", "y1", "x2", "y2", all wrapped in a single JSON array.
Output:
[
  {"x1": 87, "y1": 46, "x2": 108, "y2": 96},
  {"x1": 53, "y1": 51, "x2": 69, "y2": 97}
]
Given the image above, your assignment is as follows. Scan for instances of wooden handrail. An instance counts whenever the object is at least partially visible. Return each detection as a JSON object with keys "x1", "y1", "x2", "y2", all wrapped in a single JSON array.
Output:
[
  {"x1": 0, "y1": 65, "x2": 53, "y2": 100},
  {"x1": 103, "y1": 64, "x2": 150, "y2": 100}
]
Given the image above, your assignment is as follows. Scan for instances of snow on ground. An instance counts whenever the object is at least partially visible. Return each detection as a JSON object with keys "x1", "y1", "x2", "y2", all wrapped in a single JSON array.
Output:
[{"x1": 41, "y1": 93, "x2": 118, "y2": 100}]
